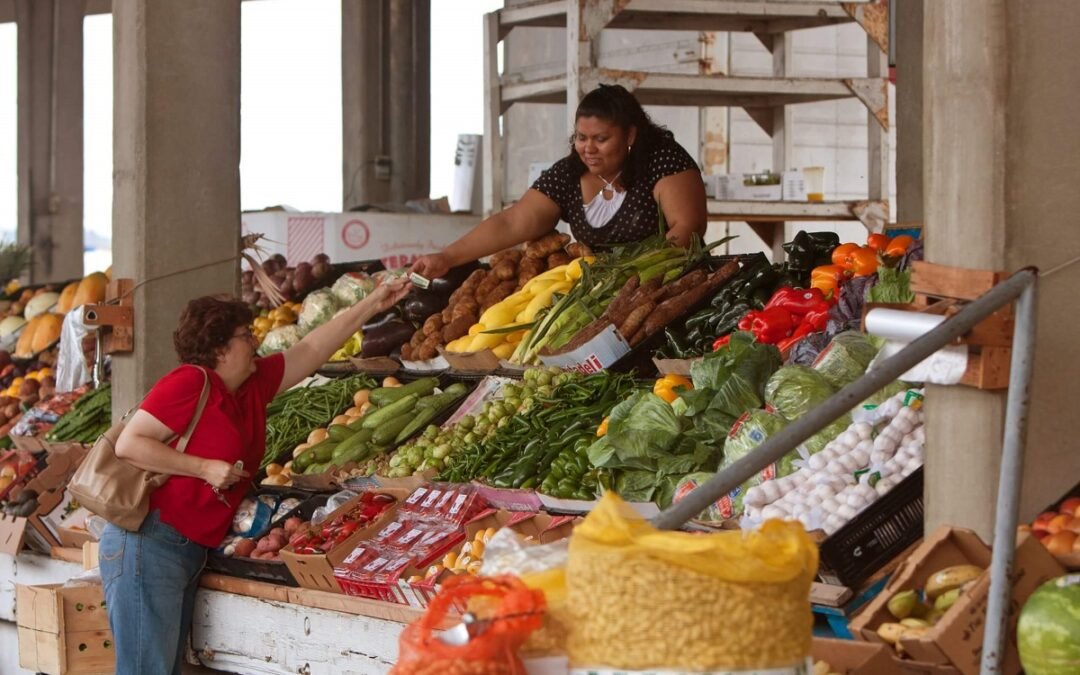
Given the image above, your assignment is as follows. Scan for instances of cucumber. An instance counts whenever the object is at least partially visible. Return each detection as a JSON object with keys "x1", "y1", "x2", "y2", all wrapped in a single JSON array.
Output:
[
  {"x1": 328, "y1": 424, "x2": 356, "y2": 443},
  {"x1": 332, "y1": 428, "x2": 374, "y2": 461},
  {"x1": 394, "y1": 407, "x2": 440, "y2": 445},
  {"x1": 360, "y1": 394, "x2": 419, "y2": 430},
  {"x1": 372, "y1": 413, "x2": 414, "y2": 446},
  {"x1": 416, "y1": 383, "x2": 469, "y2": 411},
  {"x1": 368, "y1": 378, "x2": 438, "y2": 407}
]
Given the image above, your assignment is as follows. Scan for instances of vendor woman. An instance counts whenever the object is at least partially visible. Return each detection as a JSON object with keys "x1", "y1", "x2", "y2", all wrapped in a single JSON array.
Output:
[{"x1": 413, "y1": 84, "x2": 707, "y2": 279}]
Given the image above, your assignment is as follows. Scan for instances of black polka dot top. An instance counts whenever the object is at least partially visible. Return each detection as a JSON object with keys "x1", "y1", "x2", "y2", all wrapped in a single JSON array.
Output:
[{"x1": 530, "y1": 132, "x2": 699, "y2": 247}]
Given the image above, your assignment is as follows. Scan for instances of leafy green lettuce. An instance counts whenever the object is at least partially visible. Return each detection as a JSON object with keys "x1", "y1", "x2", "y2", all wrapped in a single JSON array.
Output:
[{"x1": 764, "y1": 365, "x2": 836, "y2": 420}]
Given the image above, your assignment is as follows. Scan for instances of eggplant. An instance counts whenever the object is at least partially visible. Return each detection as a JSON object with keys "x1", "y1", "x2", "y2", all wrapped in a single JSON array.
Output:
[
  {"x1": 429, "y1": 261, "x2": 482, "y2": 297},
  {"x1": 361, "y1": 320, "x2": 416, "y2": 358},
  {"x1": 403, "y1": 290, "x2": 447, "y2": 325},
  {"x1": 362, "y1": 310, "x2": 399, "y2": 333}
]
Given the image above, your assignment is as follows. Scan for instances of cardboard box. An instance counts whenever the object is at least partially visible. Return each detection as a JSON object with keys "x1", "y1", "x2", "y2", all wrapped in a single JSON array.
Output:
[
  {"x1": 278, "y1": 489, "x2": 405, "y2": 594},
  {"x1": 440, "y1": 347, "x2": 502, "y2": 374},
  {"x1": 849, "y1": 526, "x2": 1066, "y2": 675},
  {"x1": 538, "y1": 324, "x2": 630, "y2": 374},
  {"x1": 16, "y1": 583, "x2": 114, "y2": 674},
  {"x1": 0, "y1": 445, "x2": 89, "y2": 555},
  {"x1": 811, "y1": 638, "x2": 904, "y2": 675}
]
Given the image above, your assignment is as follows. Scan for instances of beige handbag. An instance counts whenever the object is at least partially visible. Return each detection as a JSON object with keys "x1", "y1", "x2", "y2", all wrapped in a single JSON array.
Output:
[{"x1": 68, "y1": 367, "x2": 210, "y2": 532}]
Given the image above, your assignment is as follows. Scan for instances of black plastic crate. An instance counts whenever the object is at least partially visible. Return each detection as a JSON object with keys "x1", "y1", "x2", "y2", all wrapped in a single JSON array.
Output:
[
  {"x1": 205, "y1": 493, "x2": 330, "y2": 586},
  {"x1": 817, "y1": 467, "x2": 924, "y2": 589}
]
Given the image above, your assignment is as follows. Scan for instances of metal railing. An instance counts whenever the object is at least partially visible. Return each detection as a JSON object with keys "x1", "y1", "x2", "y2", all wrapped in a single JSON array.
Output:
[{"x1": 652, "y1": 267, "x2": 1039, "y2": 675}]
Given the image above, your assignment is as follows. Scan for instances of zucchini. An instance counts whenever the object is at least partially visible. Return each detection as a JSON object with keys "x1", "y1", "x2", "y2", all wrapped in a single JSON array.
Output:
[
  {"x1": 293, "y1": 440, "x2": 331, "y2": 472},
  {"x1": 416, "y1": 383, "x2": 469, "y2": 411},
  {"x1": 368, "y1": 378, "x2": 438, "y2": 407},
  {"x1": 372, "y1": 413, "x2": 414, "y2": 446},
  {"x1": 395, "y1": 406, "x2": 439, "y2": 445},
  {"x1": 328, "y1": 424, "x2": 356, "y2": 443},
  {"x1": 346, "y1": 413, "x2": 374, "y2": 431},
  {"x1": 360, "y1": 394, "x2": 419, "y2": 430},
  {"x1": 336, "y1": 443, "x2": 374, "y2": 466},
  {"x1": 313, "y1": 441, "x2": 337, "y2": 464},
  {"x1": 332, "y1": 428, "x2": 374, "y2": 461}
]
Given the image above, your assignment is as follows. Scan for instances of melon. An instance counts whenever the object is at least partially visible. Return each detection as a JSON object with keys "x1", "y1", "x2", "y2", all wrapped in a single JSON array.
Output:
[
  {"x1": 24, "y1": 292, "x2": 59, "y2": 320},
  {"x1": 1018, "y1": 574, "x2": 1080, "y2": 675},
  {"x1": 15, "y1": 313, "x2": 63, "y2": 359},
  {"x1": 56, "y1": 281, "x2": 80, "y2": 314},
  {"x1": 0, "y1": 316, "x2": 26, "y2": 339},
  {"x1": 71, "y1": 272, "x2": 108, "y2": 310}
]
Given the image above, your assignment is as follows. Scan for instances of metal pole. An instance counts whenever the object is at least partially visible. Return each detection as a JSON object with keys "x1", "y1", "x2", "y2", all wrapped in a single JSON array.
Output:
[
  {"x1": 980, "y1": 275, "x2": 1038, "y2": 675},
  {"x1": 653, "y1": 268, "x2": 1038, "y2": 531}
]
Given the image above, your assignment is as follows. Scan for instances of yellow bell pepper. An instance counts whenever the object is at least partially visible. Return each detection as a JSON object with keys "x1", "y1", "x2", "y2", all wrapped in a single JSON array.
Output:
[
  {"x1": 653, "y1": 374, "x2": 693, "y2": 403},
  {"x1": 597, "y1": 416, "x2": 610, "y2": 437}
]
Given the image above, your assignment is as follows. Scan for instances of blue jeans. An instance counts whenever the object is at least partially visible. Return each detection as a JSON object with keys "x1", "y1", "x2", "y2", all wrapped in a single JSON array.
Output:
[{"x1": 99, "y1": 510, "x2": 207, "y2": 675}]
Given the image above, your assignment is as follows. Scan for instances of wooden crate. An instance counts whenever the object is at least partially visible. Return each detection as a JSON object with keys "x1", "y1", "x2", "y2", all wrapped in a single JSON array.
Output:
[{"x1": 16, "y1": 583, "x2": 114, "y2": 674}]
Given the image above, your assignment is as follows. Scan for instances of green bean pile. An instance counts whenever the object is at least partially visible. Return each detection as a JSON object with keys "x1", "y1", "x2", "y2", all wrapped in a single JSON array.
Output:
[{"x1": 261, "y1": 374, "x2": 377, "y2": 468}]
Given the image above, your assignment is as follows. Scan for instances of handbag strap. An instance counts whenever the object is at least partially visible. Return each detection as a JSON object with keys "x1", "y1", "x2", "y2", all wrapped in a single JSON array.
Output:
[{"x1": 175, "y1": 367, "x2": 211, "y2": 453}]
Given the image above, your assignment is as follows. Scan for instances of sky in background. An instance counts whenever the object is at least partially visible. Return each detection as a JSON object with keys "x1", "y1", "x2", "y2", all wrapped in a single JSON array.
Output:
[{"x1": 0, "y1": 0, "x2": 503, "y2": 270}]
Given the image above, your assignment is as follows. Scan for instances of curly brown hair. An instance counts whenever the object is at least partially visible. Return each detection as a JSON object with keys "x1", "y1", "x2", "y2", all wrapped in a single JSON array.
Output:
[{"x1": 173, "y1": 296, "x2": 254, "y2": 368}]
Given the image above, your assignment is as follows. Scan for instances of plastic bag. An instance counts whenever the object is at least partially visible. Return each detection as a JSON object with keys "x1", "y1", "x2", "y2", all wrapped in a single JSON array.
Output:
[
  {"x1": 392, "y1": 575, "x2": 546, "y2": 675},
  {"x1": 311, "y1": 489, "x2": 360, "y2": 525},
  {"x1": 764, "y1": 365, "x2": 835, "y2": 421},
  {"x1": 565, "y1": 493, "x2": 816, "y2": 671},
  {"x1": 800, "y1": 414, "x2": 852, "y2": 456},
  {"x1": 331, "y1": 272, "x2": 377, "y2": 307},
  {"x1": 298, "y1": 289, "x2": 340, "y2": 332},
  {"x1": 57, "y1": 311, "x2": 95, "y2": 392},
  {"x1": 811, "y1": 331, "x2": 880, "y2": 388},
  {"x1": 710, "y1": 409, "x2": 798, "y2": 519}
]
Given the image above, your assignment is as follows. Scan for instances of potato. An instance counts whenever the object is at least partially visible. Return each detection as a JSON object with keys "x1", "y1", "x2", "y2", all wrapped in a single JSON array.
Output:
[
  {"x1": 233, "y1": 538, "x2": 257, "y2": 558},
  {"x1": 307, "y1": 428, "x2": 329, "y2": 445},
  {"x1": 352, "y1": 389, "x2": 370, "y2": 407},
  {"x1": 344, "y1": 406, "x2": 363, "y2": 417},
  {"x1": 265, "y1": 463, "x2": 283, "y2": 477},
  {"x1": 382, "y1": 376, "x2": 401, "y2": 388},
  {"x1": 261, "y1": 474, "x2": 289, "y2": 486},
  {"x1": 330, "y1": 415, "x2": 352, "y2": 427}
]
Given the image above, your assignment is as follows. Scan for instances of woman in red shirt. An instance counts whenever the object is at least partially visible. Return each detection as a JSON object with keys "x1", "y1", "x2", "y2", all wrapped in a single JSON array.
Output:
[{"x1": 97, "y1": 278, "x2": 409, "y2": 675}]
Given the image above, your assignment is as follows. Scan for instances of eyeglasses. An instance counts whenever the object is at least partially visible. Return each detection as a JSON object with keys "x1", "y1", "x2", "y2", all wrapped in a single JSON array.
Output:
[{"x1": 232, "y1": 329, "x2": 255, "y2": 342}]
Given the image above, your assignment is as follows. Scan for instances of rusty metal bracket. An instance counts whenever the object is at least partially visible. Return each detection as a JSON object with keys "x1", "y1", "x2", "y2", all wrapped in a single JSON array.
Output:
[
  {"x1": 844, "y1": 77, "x2": 889, "y2": 130},
  {"x1": 83, "y1": 279, "x2": 134, "y2": 354},
  {"x1": 843, "y1": 0, "x2": 889, "y2": 54}
]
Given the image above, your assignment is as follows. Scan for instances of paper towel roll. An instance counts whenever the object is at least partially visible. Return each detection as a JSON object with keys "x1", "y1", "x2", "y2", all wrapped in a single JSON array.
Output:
[{"x1": 865, "y1": 309, "x2": 947, "y2": 342}]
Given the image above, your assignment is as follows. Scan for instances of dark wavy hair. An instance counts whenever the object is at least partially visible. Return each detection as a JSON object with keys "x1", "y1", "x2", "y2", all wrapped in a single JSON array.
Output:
[
  {"x1": 173, "y1": 296, "x2": 254, "y2": 368},
  {"x1": 566, "y1": 84, "x2": 673, "y2": 189}
]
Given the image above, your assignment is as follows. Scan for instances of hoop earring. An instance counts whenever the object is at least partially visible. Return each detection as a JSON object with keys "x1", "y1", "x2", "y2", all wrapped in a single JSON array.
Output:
[{"x1": 627, "y1": 145, "x2": 632, "y2": 154}]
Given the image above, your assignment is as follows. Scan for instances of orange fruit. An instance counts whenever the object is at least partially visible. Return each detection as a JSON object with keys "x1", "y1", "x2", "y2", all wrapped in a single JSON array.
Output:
[
  {"x1": 1047, "y1": 514, "x2": 1074, "y2": 535},
  {"x1": 1044, "y1": 531, "x2": 1077, "y2": 557}
]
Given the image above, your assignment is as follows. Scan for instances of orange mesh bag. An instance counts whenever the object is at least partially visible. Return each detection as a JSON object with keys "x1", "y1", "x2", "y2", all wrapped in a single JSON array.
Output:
[{"x1": 392, "y1": 575, "x2": 546, "y2": 675}]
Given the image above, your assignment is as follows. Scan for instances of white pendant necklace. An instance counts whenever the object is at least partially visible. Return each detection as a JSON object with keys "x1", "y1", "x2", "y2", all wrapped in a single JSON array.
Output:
[{"x1": 598, "y1": 172, "x2": 622, "y2": 200}]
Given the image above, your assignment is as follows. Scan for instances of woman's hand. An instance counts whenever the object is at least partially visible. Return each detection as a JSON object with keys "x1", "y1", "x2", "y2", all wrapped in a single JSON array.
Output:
[
  {"x1": 411, "y1": 253, "x2": 451, "y2": 280},
  {"x1": 362, "y1": 277, "x2": 412, "y2": 315},
  {"x1": 201, "y1": 459, "x2": 249, "y2": 490}
]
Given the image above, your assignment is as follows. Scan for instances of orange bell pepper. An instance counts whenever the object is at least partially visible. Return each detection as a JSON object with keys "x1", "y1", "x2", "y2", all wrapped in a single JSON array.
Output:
[
  {"x1": 831, "y1": 243, "x2": 861, "y2": 269},
  {"x1": 885, "y1": 234, "x2": 915, "y2": 257},
  {"x1": 810, "y1": 264, "x2": 848, "y2": 294},
  {"x1": 653, "y1": 374, "x2": 692, "y2": 404},
  {"x1": 866, "y1": 233, "x2": 889, "y2": 252},
  {"x1": 596, "y1": 416, "x2": 609, "y2": 437},
  {"x1": 849, "y1": 246, "x2": 879, "y2": 276}
]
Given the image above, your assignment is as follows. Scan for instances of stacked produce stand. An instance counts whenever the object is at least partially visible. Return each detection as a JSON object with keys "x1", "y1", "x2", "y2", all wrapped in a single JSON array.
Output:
[{"x1": 3, "y1": 233, "x2": 1078, "y2": 675}]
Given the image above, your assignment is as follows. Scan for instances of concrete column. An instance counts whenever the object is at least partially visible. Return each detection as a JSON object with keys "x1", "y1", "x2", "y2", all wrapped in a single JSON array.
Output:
[
  {"x1": 110, "y1": 0, "x2": 241, "y2": 418},
  {"x1": 342, "y1": 0, "x2": 389, "y2": 209},
  {"x1": 16, "y1": 0, "x2": 86, "y2": 283},
  {"x1": 908, "y1": 0, "x2": 1080, "y2": 540}
]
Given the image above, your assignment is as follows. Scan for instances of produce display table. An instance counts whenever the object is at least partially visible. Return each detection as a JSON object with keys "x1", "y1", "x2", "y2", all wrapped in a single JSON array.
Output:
[{"x1": 0, "y1": 550, "x2": 414, "y2": 675}]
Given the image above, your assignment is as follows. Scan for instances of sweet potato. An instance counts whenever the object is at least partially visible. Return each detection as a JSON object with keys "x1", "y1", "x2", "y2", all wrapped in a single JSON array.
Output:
[
  {"x1": 481, "y1": 280, "x2": 517, "y2": 312},
  {"x1": 422, "y1": 313, "x2": 444, "y2": 337},
  {"x1": 452, "y1": 299, "x2": 480, "y2": 322},
  {"x1": 602, "y1": 275, "x2": 640, "y2": 328},
  {"x1": 639, "y1": 261, "x2": 742, "y2": 339},
  {"x1": 476, "y1": 272, "x2": 502, "y2": 299},
  {"x1": 525, "y1": 232, "x2": 571, "y2": 259},
  {"x1": 566, "y1": 241, "x2": 593, "y2": 259},
  {"x1": 618, "y1": 301, "x2": 655, "y2": 340},
  {"x1": 417, "y1": 337, "x2": 440, "y2": 361},
  {"x1": 517, "y1": 256, "x2": 546, "y2": 287},
  {"x1": 655, "y1": 268, "x2": 707, "y2": 303},
  {"x1": 493, "y1": 259, "x2": 517, "y2": 281},
  {"x1": 441, "y1": 307, "x2": 454, "y2": 323},
  {"x1": 547, "y1": 251, "x2": 572, "y2": 269},
  {"x1": 442, "y1": 316, "x2": 474, "y2": 343},
  {"x1": 461, "y1": 269, "x2": 487, "y2": 290},
  {"x1": 490, "y1": 248, "x2": 522, "y2": 267},
  {"x1": 400, "y1": 343, "x2": 415, "y2": 360},
  {"x1": 410, "y1": 330, "x2": 426, "y2": 349}
]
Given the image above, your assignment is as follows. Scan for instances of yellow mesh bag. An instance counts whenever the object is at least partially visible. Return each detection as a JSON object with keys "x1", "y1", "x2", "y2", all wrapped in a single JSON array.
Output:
[{"x1": 565, "y1": 493, "x2": 818, "y2": 670}]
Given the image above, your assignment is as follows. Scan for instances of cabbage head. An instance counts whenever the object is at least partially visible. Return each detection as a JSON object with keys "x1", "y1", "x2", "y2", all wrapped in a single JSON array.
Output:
[
  {"x1": 258, "y1": 324, "x2": 303, "y2": 356},
  {"x1": 298, "y1": 289, "x2": 340, "y2": 332},
  {"x1": 812, "y1": 331, "x2": 880, "y2": 388},
  {"x1": 764, "y1": 365, "x2": 836, "y2": 420}
]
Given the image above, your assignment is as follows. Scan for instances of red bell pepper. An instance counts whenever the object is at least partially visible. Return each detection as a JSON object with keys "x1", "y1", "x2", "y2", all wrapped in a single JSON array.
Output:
[
  {"x1": 747, "y1": 306, "x2": 796, "y2": 344},
  {"x1": 764, "y1": 287, "x2": 831, "y2": 316},
  {"x1": 712, "y1": 334, "x2": 732, "y2": 351}
]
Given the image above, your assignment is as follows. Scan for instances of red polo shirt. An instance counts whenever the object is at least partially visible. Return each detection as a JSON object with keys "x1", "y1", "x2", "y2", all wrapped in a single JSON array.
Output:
[{"x1": 142, "y1": 355, "x2": 284, "y2": 547}]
